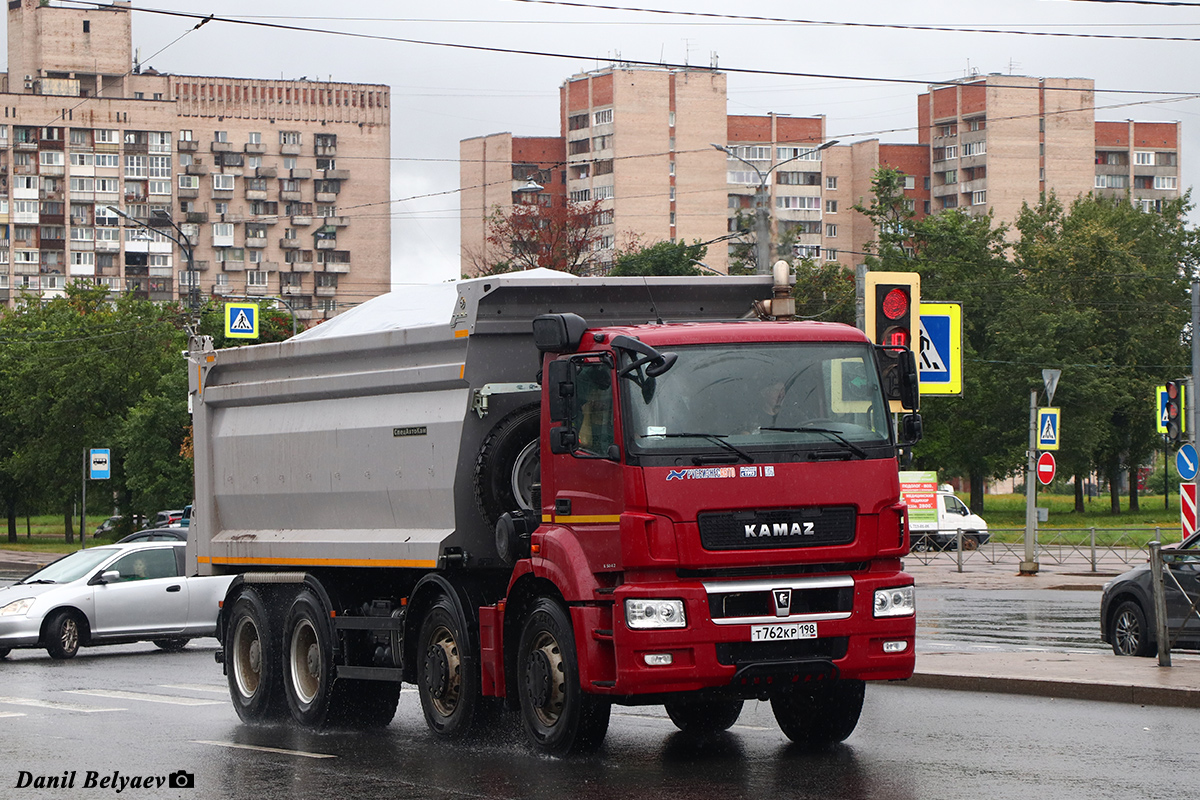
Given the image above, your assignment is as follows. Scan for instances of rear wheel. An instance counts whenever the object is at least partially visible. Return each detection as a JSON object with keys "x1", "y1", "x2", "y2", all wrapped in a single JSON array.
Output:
[
  {"x1": 44, "y1": 609, "x2": 83, "y2": 659},
  {"x1": 771, "y1": 680, "x2": 865, "y2": 749},
  {"x1": 516, "y1": 598, "x2": 610, "y2": 755},
  {"x1": 225, "y1": 588, "x2": 282, "y2": 722},
  {"x1": 152, "y1": 638, "x2": 191, "y2": 652},
  {"x1": 283, "y1": 589, "x2": 340, "y2": 727},
  {"x1": 417, "y1": 596, "x2": 482, "y2": 738},
  {"x1": 1111, "y1": 600, "x2": 1153, "y2": 657},
  {"x1": 664, "y1": 697, "x2": 744, "y2": 733}
]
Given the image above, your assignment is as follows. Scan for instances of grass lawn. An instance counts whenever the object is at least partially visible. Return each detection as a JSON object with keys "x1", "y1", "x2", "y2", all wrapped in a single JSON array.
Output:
[{"x1": 0, "y1": 514, "x2": 125, "y2": 554}]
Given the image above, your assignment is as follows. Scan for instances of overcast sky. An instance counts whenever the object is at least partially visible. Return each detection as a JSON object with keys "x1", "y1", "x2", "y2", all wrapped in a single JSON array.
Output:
[{"x1": 25, "y1": 0, "x2": 1200, "y2": 286}]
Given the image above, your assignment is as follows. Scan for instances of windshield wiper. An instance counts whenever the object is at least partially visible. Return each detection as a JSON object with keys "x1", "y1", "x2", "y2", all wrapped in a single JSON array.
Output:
[
  {"x1": 760, "y1": 426, "x2": 869, "y2": 459},
  {"x1": 639, "y1": 432, "x2": 754, "y2": 463},
  {"x1": 19, "y1": 579, "x2": 56, "y2": 585}
]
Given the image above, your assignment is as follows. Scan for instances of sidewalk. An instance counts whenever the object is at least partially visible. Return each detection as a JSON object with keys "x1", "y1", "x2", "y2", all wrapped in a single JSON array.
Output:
[{"x1": 2, "y1": 548, "x2": 1195, "y2": 709}]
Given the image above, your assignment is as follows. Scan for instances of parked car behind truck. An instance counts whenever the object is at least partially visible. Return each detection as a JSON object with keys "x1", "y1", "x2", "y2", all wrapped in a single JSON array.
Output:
[{"x1": 190, "y1": 270, "x2": 922, "y2": 753}]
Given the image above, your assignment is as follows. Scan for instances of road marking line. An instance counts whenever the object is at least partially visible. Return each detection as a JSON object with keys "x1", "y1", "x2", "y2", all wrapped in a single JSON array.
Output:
[
  {"x1": 0, "y1": 696, "x2": 124, "y2": 713},
  {"x1": 66, "y1": 690, "x2": 223, "y2": 706},
  {"x1": 159, "y1": 684, "x2": 227, "y2": 694},
  {"x1": 194, "y1": 740, "x2": 336, "y2": 759},
  {"x1": 0, "y1": 711, "x2": 27, "y2": 718}
]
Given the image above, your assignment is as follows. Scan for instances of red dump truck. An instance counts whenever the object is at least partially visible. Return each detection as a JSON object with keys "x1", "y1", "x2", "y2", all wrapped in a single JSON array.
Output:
[{"x1": 189, "y1": 270, "x2": 921, "y2": 754}]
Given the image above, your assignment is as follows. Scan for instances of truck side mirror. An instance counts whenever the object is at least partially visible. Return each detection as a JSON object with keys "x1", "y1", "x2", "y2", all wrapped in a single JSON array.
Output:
[
  {"x1": 549, "y1": 426, "x2": 577, "y2": 455},
  {"x1": 898, "y1": 349, "x2": 920, "y2": 412},
  {"x1": 546, "y1": 359, "x2": 574, "y2": 423},
  {"x1": 898, "y1": 413, "x2": 923, "y2": 447}
]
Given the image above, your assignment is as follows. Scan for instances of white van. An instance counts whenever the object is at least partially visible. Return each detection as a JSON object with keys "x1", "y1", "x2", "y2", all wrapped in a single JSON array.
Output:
[{"x1": 909, "y1": 491, "x2": 990, "y2": 550}]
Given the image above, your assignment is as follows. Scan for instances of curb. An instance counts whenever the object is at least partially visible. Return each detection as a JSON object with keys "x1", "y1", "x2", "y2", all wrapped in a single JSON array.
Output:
[{"x1": 907, "y1": 670, "x2": 1200, "y2": 709}]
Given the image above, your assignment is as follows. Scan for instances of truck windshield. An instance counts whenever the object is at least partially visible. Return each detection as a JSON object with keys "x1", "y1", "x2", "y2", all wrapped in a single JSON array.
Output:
[{"x1": 622, "y1": 342, "x2": 891, "y2": 458}]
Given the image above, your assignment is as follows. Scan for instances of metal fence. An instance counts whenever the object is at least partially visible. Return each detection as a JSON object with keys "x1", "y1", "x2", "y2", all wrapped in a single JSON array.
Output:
[
  {"x1": 906, "y1": 526, "x2": 1177, "y2": 572},
  {"x1": 1148, "y1": 541, "x2": 1200, "y2": 667}
]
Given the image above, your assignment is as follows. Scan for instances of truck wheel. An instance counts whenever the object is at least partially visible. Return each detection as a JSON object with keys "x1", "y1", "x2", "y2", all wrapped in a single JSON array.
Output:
[
  {"x1": 45, "y1": 609, "x2": 83, "y2": 659},
  {"x1": 417, "y1": 596, "x2": 482, "y2": 738},
  {"x1": 225, "y1": 588, "x2": 282, "y2": 722},
  {"x1": 770, "y1": 680, "x2": 865, "y2": 749},
  {"x1": 152, "y1": 638, "x2": 191, "y2": 652},
  {"x1": 475, "y1": 406, "x2": 540, "y2": 527},
  {"x1": 283, "y1": 589, "x2": 339, "y2": 727},
  {"x1": 517, "y1": 598, "x2": 611, "y2": 755},
  {"x1": 664, "y1": 697, "x2": 744, "y2": 733}
]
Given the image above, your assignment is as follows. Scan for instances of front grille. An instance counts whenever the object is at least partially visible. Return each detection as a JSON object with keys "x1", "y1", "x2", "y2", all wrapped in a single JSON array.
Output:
[
  {"x1": 698, "y1": 506, "x2": 856, "y2": 551},
  {"x1": 715, "y1": 637, "x2": 848, "y2": 666},
  {"x1": 710, "y1": 585, "x2": 852, "y2": 621}
]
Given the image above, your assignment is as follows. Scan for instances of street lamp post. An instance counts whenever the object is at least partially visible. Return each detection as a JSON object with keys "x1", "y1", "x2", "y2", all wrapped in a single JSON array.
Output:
[
  {"x1": 105, "y1": 205, "x2": 198, "y2": 321},
  {"x1": 711, "y1": 139, "x2": 838, "y2": 274}
]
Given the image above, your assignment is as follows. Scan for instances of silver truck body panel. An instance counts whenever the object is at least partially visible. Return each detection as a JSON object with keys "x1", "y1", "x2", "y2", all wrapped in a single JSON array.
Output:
[{"x1": 190, "y1": 270, "x2": 772, "y2": 576}]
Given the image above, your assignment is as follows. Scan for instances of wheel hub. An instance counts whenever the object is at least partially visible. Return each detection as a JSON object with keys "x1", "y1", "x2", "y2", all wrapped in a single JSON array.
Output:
[
  {"x1": 248, "y1": 639, "x2": 261, "y2": 673},
  {"x1": 424, "y1": 644, "x2": 451, "y2": 699},
  {"x1": 525, "y1": 649, "x2": 552, "y2": 709},
  {"x1": 306, "y1": 643, "x2": 320, "y2": 678}
]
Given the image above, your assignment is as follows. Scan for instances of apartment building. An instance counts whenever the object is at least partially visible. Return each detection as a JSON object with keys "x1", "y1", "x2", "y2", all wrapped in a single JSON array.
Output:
[
  {"x1": 460, "y1": 66, "x2": 1182, "y2": 277},
  {"x1": 0, "y1": 0, "x2": 391, "y2": 321}
]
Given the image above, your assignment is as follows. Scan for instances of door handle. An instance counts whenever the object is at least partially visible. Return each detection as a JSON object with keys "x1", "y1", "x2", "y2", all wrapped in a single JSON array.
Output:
[{"x1": 166, "y1": 585, "x2": 182, "y2": 593}]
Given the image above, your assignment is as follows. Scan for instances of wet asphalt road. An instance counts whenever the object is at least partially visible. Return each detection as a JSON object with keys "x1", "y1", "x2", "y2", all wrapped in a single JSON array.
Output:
[{"x1": 4, "y1": 584, "x2": 1181, "y2": 800}]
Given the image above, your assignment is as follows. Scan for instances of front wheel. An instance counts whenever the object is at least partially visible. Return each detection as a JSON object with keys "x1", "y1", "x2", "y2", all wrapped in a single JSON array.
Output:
[
  {"x1": 416, "y1": 596, "x2": 482, "y2": 738},
  {"x1": 1111, "y1": 600, "x2": 1154, "y2": 657},
  {"x1": 225, "y1": 588, "x2": 282, "y2": 722},
  {"x1": 516, "y1": 598, "x2": 611, "y2": 755},
  {"x1": 664, "y1": 697, "x2": 744, "y2": 733},
  {"x1": 771, "y1": 680, "x2": 865, "y2": 749},
  {"x1": 45, "y1": 609, "x2": 83, "y2": 659}
]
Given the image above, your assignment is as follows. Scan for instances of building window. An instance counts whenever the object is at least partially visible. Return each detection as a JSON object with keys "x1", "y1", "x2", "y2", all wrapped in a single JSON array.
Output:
[
  {"x1": 148, "y1": 132, "x2": 171, "y2": 153},
  {"x1": 568, "y1": 114, "x2": 589, "y2": 131},
  {"x1": 962, "y1": 141, "x2": 986, "y2": 157},
  {"x1": 1155, "y1": 176, "x2": 1178, "y2": 190},
  {"x1": 971, "y1": 191, "x2": 987, "y2": 206},
  {"x1": 178, "y1": 175, "x2": 200, "y2": 190},
  {"x1": 593, "y1": 185, "x2": 613, "y2": 200},
  {"x1": 776, "y1": 196, "x2": 821, "y2": 210},
  {"x1": 826, "y1": 176, "x2": 838, "y2": 190},
  {"x1": 593, "y1": 134, "x2": 613, "y2": 151},
  {"x1": 568, "y1": 139, "x2": 590, "y2": 155},
  {"x1": 776, "y1": 146, "x2": 822, "y2": 162},
  {"x1": 248, "y1": 131, "x2": 262, "y2": 145},
  {"x1": 1134, "y1": 151, "x2": 1154, "y2": 166},
  {"x1": 213, "y1": 174, "x2": 235, "y2": 191},
  {"x1": 214, "y1": 130, "x2": 228, "y2": 143},
  {"x1": 284, "y1": 157, "x2": 298, "y2": 170},
  {"x1": 124, "y1": 155, "x2": 147, "y2": 178},
  {"x1": 942, "y1": 170, "x2": 957, "y2": 186},
  {"x1": 179, "y1": 130, "x2": 193, "y2": 142},
  {"x1": 593, "y1": 109, "x2": 613, "y2": 125},
  {"x1": 904, "y1": 176, "x2": 916, "y2": 190},
  {"x1": 826, "y1": 224, "x2": 838, "y2": 238},
  {"x1": 569, "y1": 189, "x2": 591, "y2": 203},
  {"x1": 727, "y1": 171, "x2": 760, "y2": 186},
  {"x1": 247, "y1": 270, "x2": 268, "y2": 287},
  {"x1": 39, "y1": 151, "x2": 64, "y2": 167},
  {"x1": 825, "y1": 200, "x2": 838, "y2": 214},
  {"x1": 280, "y1": 131, "x2": 302, "y2": 145}
]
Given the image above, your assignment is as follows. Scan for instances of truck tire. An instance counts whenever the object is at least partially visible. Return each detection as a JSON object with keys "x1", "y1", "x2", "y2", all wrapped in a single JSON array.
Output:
[
  {"x1": 225, "y1": 587, "x2": 283, "y2": 722},
  {"x1": 516, "y1": 597, "x2": 611, "y2": 755},
  {"x1": 770, "y1": 680, "x2": 865, "y2": 749},
  {"x1": 664, "y1": 697, "x2": 744, "y2": 733},
  {"x1": 475, "y1": 406, "x2": 540, "y2": 528},
  {"x1": 417, "y1": 596, "x2": 483, "y2": 738},
  {"x1": 44, "y1": 609, "x2": 83, "y2": 659},
  {"x1": 283, "y1": 589, "x2": 339, "y2": 727}
]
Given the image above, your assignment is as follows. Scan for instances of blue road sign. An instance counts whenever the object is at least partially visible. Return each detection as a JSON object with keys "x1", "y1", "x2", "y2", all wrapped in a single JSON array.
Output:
[
  {"x1": 89, "y1": 448, "x2": 111, "y2": 480},
  {"x1": 1037, "y1": 407, "x2": 1060, "y2": 451},
  {"x1": 918, "y1": 303, "x2": 962, "y2": 396},
  {"x1": 225, "y1": 302, "x2": 259, "y2": 339},
  {"x1": 1178, "y1": 444, "x2": 1198, "y2": 482}
]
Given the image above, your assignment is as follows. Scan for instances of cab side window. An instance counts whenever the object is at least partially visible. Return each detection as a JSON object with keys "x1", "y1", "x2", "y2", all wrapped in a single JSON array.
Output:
[{"x1": 571, "y1": 362, "x2": 614, "y2": 455}]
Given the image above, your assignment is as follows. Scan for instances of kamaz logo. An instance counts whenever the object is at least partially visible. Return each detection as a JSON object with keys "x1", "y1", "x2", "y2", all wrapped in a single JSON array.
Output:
[{"x1": 745, "y1": 522, "x2": 816, "y2": 538}]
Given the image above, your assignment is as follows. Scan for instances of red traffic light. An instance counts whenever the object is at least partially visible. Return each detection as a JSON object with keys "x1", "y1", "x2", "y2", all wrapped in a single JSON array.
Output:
[{"x1": 882, "y1": 288, "x2": 909, "y2": 321}]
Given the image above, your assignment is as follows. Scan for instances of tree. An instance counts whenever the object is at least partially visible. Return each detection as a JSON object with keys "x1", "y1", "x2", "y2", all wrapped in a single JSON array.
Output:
[
  {"x1": 473, "y1": 198, "x2": 607, "y2": 275},
  {"x1": 792, "y1": 259, "x2": 856, "y2": 325},
  {"x1": 610, "y1": 240, "x2": 705, "y2": 276}
]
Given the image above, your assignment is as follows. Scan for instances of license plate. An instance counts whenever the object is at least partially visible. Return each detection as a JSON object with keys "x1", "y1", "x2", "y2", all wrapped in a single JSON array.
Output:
[{"x1": 750, "y1": 622, "x2": 817, "y2": 642}]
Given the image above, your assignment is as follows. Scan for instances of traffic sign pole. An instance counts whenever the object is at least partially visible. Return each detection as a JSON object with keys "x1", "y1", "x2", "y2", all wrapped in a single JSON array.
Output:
[{"x1": 1023, "y1": 389, "x2": 1038, "y2": 575}]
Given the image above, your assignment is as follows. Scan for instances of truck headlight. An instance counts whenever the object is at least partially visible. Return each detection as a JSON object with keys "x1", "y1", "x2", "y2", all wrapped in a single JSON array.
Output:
[
  {"x1": 624, "y1": 599, "x2": 687, "y2": 629},
  {"x1": 0, "y1": 597, "x2": 34, "y2": 616},
  {"x1": 873, "y1": 586, "x2": 915, "y2": 618}
]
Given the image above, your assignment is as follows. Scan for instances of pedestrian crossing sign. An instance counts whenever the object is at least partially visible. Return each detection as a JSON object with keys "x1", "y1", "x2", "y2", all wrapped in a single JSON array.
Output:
[
  {"x1": 225, "y1": 302, "x2": 259, "y2": 339},
  {"x1": 1037, "y1": 407, "x2": 1060, "y2": 451}
]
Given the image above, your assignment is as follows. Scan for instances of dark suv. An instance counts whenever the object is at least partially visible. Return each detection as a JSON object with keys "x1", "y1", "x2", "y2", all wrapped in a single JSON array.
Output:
[{"x1": 1100, "y1": 532, "x2": 1200, "y2": 656}]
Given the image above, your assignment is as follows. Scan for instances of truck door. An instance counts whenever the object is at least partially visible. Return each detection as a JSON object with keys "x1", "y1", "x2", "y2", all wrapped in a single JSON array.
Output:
[{"x1": 547, "y1": 358, "x2": 624, "y2": 571}]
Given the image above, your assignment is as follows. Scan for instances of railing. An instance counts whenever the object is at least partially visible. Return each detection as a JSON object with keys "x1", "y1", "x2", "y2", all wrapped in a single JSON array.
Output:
[
  {"x1": 1148, "y1": 542, "x2": 1200, "y2": 667},
  {"x1": 907, "y1": 526, "x2": 1172, "y2": 572}
]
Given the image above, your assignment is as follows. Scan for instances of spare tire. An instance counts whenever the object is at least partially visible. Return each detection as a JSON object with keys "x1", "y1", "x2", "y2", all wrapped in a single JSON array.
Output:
[{"x1": 475, "y1": 405, "x2": 540, "y2": 528}]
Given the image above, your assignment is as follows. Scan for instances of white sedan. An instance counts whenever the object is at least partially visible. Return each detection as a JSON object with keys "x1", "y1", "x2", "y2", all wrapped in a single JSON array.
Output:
[{"x1": 0, "y1": 542, "x2": 233, "y2": 660}]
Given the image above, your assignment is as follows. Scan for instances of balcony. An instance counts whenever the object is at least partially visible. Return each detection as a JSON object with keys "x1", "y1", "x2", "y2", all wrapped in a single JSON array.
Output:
[
  {"x1": 246, "y1": 238, "x2": 268, "y2": 249},
  {"x1": 187, "y1": 162, "x2": 209, "y2": 176},
  {"x1": 256, "y1": 166, "x2": 278, "y2": 178},
  {"x1": 260, "y1": 261, "x2": 279, "y2": 272},
  {"x1": 245, "y1": 189, "x2": 268, "y2": 201},
  {"x1": 212, "y1": 284, "x2": 235, "y2": 296},
  {"x1": 177, "y1": 140, "x2": 198, "y2": 152},
  {"x1": 315, "y1": 144, "x2": 337, "y2": 157},
  {"x1": 281, "y1": 283, "x2": 303, "y2": 296},
  {"x1": 281, "y1": 143, "x2": 302, "y2": 156},
  {"x1": 244, "y1": 143, "x2": 266, "y2": 154},
  {"x1": 290, "y1": 168, "x2": 312, "y2": 180},
  {"x1": 280, "y1": 239, "x2": 301, "y2": 250},
  {"x1": 322, "y1": 261, "x2": 350, "y2": 274},
  {"x1": 245, "y1": 283, "x2": 267, "y2": 297},
  {"x1": 323, "y1": 169, "x2": 350, "y2": 181},
  {"x1": 186, "y1": 211, "x2": 209, "y2": 224},
  {"x1": 324, "y1": 216, "x2": 348, "y2": 227},
  {"x1": 315, "y1": 239, "x2": 336, "y2": 250},
  {"x1": 95, "y1": 239, "x2": 119, "y2": 252},
  {"x1": 315, "y1": 193, "x2": 338, "y2": 204},
  {"x1": 315, "y1": 285, "x2": 337, "y2": 297},
  {"x1": 291, "y1": 215, "x2": 313, "y2": 227},
  {"x1": 211, "y1": 141, "x2": 233, "y2": 153},
  {"x1": 178, "y1": 187, "x2": 199, "y2": 199},
  {"x1": 221, "y1": 260, "x2": 247, "y2": 272},
  {"x1": 280, "y1": 191, "x2": 303, "y2": 202},
  {"x1": 287, "y1": 259, "x2": 312, "y2": 272}
]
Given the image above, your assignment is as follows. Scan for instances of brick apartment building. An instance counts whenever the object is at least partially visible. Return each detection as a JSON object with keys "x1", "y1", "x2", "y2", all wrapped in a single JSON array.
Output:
[
  {"x1": 460, "y1": 67, "x2": 1180, "y2": 277},
  {"x1": 0, "y1": 0, "x2": 391, "y2": 321}
]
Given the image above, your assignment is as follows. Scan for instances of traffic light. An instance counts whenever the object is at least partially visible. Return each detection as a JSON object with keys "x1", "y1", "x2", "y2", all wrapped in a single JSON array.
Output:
[
  {"x1": 865, "y1": 272, "x2": 920, "y2": 412},
  {"x1": 1166, "y1": 380, "x2": 1185, "y2": 445},
  {"x1": 865, "y1": 272, "x2": 921, "y2": 350}
]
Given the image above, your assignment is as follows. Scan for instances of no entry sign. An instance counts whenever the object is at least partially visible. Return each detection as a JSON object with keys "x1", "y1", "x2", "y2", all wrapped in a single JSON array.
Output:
[{"x1": 1036, "y1": 451, "x2": 1056, "y2": 486}]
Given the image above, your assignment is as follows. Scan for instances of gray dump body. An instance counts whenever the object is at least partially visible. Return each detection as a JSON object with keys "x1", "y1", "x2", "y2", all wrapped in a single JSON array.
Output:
[{"x1": 189, "y1": 270, "x2": 772, "y2": 576}]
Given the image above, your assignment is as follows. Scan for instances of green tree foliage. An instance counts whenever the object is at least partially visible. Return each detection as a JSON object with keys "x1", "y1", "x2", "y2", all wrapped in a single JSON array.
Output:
[
  {"x1": 792, "y1": 259, "x2": 856, "y2": 325},
  {"x1": 610, "y1": 240, "x2": 704, "y2": 276}
]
